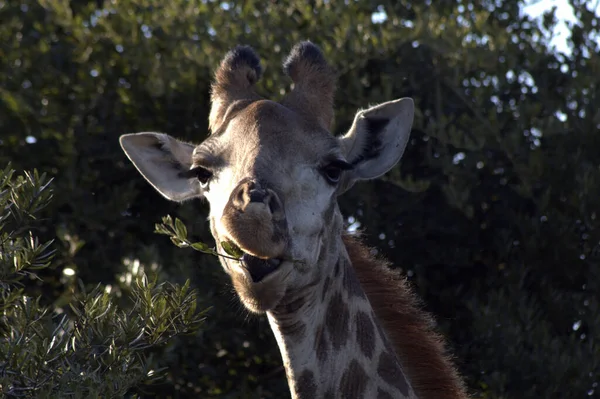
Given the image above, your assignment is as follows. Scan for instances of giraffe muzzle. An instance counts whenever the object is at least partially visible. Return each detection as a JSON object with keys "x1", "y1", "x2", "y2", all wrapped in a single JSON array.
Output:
[{"x1": 221, "y1": 178, "x2": 289, "y2": 260}]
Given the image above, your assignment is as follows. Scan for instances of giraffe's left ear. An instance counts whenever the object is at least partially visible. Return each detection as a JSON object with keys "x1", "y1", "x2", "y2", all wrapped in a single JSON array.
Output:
[
  {"x1": 120, "y1": 132, "x2": 202, "y2": 202},
  {"x1": 337, "y1": 98, "x2": 414, "y2": 193}
]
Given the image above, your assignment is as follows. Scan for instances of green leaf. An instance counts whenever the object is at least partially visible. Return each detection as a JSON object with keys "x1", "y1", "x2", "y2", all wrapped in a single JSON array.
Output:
[
  {"x1": 190, "y1": 241, "x2": 211, "y2": 252},
  {"x1": 220, "y1": 241, "x2": 243, "y2": 259},
  {"x1": 154, "y1": 223, "x2": 170, "y2": 235},
  {"x1": 174, "y1": 218, "x2": 188, "y2": 239}
]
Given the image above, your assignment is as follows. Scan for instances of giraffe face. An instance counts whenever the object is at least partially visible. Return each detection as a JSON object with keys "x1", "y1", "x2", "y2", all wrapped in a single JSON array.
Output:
[
  {"x1": 119, "y1": 42, "x2": 414, "y2": 313},
  {"x1": 197, "y1": 100, "x2": 352, "y2": 312}
]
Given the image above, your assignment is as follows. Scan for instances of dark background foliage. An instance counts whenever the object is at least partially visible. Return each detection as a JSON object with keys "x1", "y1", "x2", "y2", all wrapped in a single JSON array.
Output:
[{"x1": 1, "y1": 0, "x2": 599, "y2": 397}]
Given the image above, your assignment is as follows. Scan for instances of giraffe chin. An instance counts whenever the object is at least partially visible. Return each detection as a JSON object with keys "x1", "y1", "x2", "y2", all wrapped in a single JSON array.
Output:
[{"x1": 229, "y1": 256, "x2": 293, "y2": 313}]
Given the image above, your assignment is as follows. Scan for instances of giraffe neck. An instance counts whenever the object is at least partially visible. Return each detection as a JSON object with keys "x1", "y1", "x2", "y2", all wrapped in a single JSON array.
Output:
[{"x1": 266, "y1": 245, "x2": 418, "y2": 399}]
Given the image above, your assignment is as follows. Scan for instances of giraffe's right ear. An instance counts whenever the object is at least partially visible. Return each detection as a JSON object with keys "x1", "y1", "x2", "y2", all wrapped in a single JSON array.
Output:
[
  {"x1": 337, "y1": 98, "x2": 414, "y2": 193},
  {"x1": 119, "y1": 133, "x2": 202, "y2": 202}
]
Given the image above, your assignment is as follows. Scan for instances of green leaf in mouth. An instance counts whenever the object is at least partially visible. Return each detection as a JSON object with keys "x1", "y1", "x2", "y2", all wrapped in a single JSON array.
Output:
[{"x1": 220, "y1": 241, "x2": 244, "y2": 259}]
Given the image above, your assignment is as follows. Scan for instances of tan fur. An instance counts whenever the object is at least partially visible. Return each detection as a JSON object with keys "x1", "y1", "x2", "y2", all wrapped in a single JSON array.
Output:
[
  {"x1": 209, "y1": 47, "x2": 263, "y2": 133},
  {"x1": 281, "y1": 42, "x2": 336, "y2": 130},
  {"x1": 343, "y1": 234, "x2": 469, "y2": 399},
  {"x1": 221, "y1": 204, "x2": 286, "y2": 259}
]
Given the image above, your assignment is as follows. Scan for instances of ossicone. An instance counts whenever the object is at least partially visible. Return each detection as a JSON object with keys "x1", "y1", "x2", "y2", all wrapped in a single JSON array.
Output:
[
  {"x1": 215, "y1": 45, "x2": 262, "y2": 90},
  {"x1": 209, "y1": 45, "x2": 263, "y2": 133},
  {"x1": 281, "y1": 41, "x2": 337, "y2": 131},
  {"x1": 283, "y1": 41, "x2": 329, "y2": 83}
]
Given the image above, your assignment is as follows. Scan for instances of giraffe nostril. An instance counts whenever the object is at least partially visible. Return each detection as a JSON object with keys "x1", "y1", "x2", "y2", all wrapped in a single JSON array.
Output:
[
  {"x1": 268, "y1": 192, "x2": 285, "y2": 220},
  {"x1": 248, "y1": 188, "x2": 268, "y2": 203}
]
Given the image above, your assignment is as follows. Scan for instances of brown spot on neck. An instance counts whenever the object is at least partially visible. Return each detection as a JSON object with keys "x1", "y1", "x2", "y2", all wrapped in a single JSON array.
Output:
[
  {"x1": 377, "y1": 351, "x2": 410, "y2": 396},
  {"x1": 325, "y1": 292, "x2": 350, "y2": 351},
  {"x1": 339, "y1": 359, "x2": 368, "y2": 398},
  {"x1": 296, "y1": 369, "x2": 317, "y2": 399},
  {"x1": 343, "y1": 259, "x2": 367, "y2": 299},
  {"x1": 355, "y1": 311, "x2": 376, "y2": 358},
  {"x1": 314, "y1": 322, "x2": 329, "y2": 364},
  {"x1": 343, "y1": 234, "x2": 469, "y2": 399}
]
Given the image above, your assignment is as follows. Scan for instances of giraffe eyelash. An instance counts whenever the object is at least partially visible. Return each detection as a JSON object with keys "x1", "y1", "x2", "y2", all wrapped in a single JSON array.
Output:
[{"x1": 179, "y1": 166, "x2": 213, "y2": 184}]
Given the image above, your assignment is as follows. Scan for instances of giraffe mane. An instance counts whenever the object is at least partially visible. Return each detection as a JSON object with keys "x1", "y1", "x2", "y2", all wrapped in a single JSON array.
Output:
[{"x1": 342, "y1": 233, "x2": 469, "y2": 399}]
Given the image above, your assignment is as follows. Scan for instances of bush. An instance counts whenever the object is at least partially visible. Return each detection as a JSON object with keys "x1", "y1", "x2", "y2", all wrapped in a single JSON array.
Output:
[{"x1": 0, "y1": 167, "x2": 204, "y2": 398}]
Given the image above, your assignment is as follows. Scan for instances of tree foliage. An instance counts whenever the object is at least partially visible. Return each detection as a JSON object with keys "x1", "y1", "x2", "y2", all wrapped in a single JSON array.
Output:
[
  {"x1": 1, "y1": 0, "x2": 599, "y2": 397},
  {"x1": 0, "y1": 167, "x2": 204, "y2": 397}
]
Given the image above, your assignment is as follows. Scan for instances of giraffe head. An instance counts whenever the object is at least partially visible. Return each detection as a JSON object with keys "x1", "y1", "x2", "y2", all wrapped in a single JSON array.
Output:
[{"x1": 120, "y1": 42, "x2": 414, "y2": 313}]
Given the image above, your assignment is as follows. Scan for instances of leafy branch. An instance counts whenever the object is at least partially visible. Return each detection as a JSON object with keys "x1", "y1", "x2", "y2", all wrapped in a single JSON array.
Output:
[
  {"x1": 155, "y1": 216, "x2": 308, "y2": 269},
  {"x1": 154, "y1": 215, "x2": 243, "y2": 260},
  {"x1": 0, "y1": 168, "x2": 206, "y2": 398}
]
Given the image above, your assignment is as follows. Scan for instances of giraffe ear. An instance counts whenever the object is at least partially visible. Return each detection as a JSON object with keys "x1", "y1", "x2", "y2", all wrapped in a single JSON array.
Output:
[
  {"x1": 337, "y1": 98, "x2": 414, "y2": 193},
  {"x1": 119, "y1": 132, "x2": 202, "y2": 202}
]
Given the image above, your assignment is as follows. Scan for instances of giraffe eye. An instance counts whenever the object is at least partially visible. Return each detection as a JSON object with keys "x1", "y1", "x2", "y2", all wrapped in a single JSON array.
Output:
[
  {"x1": 188, "y1": 166, "x2": 213, "y2": 187},
  {"x1": 322, "y1": 165, "x2": 342, "y2": 184},
  {"x1": 321, "y1": 160, "x2": 352, "y2": 185}
]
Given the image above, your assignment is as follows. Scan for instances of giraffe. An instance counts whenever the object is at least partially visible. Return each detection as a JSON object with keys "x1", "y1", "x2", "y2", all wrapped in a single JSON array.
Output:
[{"x1": 119, "y1": 42, "x2": 468, "y2": 399}]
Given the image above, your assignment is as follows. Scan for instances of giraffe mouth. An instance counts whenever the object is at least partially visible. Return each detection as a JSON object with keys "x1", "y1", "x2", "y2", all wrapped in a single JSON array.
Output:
[
  {"x1": 241, "y1": 253, "x2": 282, "y2": 283},
  {"x1": 221, "y1": 240, "x2": 291, "y2": 313},
  {"x1": 223, "y1": 240, "x2": 283, "y2": 283}
]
